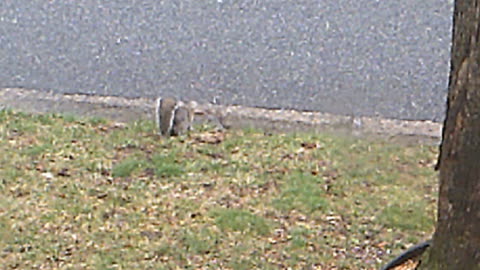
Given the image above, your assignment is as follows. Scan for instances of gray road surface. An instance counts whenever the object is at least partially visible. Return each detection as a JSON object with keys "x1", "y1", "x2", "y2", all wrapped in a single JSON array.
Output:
[{"x1": 0, "y1": 0, "x2": 453, "y2": 122}]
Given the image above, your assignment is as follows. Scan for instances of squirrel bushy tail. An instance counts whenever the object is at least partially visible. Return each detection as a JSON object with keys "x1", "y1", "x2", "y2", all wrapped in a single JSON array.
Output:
[{"x1": 156, "y1": 97, "x2": 194, "y2": 136}]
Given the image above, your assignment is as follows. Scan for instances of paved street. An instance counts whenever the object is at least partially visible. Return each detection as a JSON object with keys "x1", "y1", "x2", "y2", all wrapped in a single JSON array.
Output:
[{"x1": 0, "y1": 0, "x2": 453, "y2": 121}]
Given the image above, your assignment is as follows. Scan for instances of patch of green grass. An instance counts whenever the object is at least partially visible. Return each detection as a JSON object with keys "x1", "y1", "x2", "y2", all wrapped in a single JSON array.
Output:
[
  {"x1": 21, "y1": 143, "x2": 53, "y2": 156},
  {"x1": 0, "y1": 110, "x2": 440, "y2": 269},
  {"x1": 129, "y1": 120, "x2": 156, "y2": 134},
  {"x1": 378, "y1": 201, "x2": 434, "y2": 232},
  {"x1": 181, "y1": 228, "x2": 217, "y2": 254},
  {"x1": 0, "y1": 167, "x2": 24, "y2": 181},
  {"x1": 0, "y1": 215, "x2": 14, "y2": 243},
  {"x1": 56, "y1": 113, "x2": 78, "y2": 123},
  {"x1": 229, "y1": 259, "x2": 254, "y2": 270},
  {"x1": 7, "y1": 117, "x2": 38, "y2": 134},
  {"x1": 151, "y1": 153, "x2": 184, "y2": 178},
  {"x1": 112, "y1": 158, "x2": 146, "y2": 178},
  {"x1": 289, "y1": 226, "x2": 310, "y2": 250},
  {"x1": 86, "y1": 116, "x2": 108, "y2": 125},
  {"x1": 33, "y1": 114, "x2": 56, "y2": 125},
  {"x1": 211, "y1": 208, "x2": 270, "y2": 236},
  {"x1": 273, "y1": 171, "x2": 328, "y2": 213}
]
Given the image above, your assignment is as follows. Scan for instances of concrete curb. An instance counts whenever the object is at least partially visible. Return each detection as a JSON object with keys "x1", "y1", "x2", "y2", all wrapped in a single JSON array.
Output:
[{"x1": 0, "y1": 88, "x2": 442, "y2": 144}]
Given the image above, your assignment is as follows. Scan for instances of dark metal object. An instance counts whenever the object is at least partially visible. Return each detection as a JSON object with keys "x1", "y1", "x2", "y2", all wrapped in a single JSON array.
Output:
[{"x1": 380, "y1": 240, "x2": 432, "y2": 270}]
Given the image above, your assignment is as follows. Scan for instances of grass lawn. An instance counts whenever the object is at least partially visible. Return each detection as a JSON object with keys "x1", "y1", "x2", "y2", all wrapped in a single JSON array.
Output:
[{"x1": 0, "y1": 110, "x2": 438, "y2": 269}]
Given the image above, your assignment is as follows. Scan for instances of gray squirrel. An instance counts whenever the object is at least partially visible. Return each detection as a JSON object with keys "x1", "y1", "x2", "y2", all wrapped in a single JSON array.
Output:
[{"x1": 155, "y1": 97, "x2": 195, "y2": 136}]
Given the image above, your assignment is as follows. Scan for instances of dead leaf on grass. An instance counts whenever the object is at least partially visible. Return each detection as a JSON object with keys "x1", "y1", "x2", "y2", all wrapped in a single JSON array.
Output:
[
  {"x1": 41, "y1": 172, "x2": 54, "y2": 179},
  {"x1": 390, "y1": 259, "x2": 421, "y2": 270},
  {"x1": 96, "y1": 192, "x2": 108, "y2": 199},
  {"x1": 140, "y1": 230, "x2": 163, "y2": 240},
  {"x1": 194, "y1": 131, "x2": 225, "y2": 144},
  {"x1": 301, "y1": 142, "x2": 321, "y2": 149},
  {"x1": 230, "y1": 146, "x2": 240, "y2": 154},
  {"x1": 57, "y1": 168, "x2": 71, "y2": 177},
  {"x1": 281, "y1": 153, "x2": 295, "y2": 160},
  {"x1": 204, "y1": 152, "x2": 224, "y2": 159}
]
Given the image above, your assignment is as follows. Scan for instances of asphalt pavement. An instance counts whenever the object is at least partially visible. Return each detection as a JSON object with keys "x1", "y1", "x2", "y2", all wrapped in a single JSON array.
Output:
[{"x1": 0, "y1": 0, "x2": 453, "y2": 122}]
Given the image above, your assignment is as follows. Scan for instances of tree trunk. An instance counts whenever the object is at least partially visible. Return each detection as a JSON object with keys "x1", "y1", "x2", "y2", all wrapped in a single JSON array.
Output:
[{"x1": 421, "y1": 0, "x2": 480, "y2": 269}]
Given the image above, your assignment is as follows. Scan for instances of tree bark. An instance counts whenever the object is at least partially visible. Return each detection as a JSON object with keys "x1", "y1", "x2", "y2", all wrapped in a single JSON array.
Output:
[{"x1": 421, "y1": 0, "x2": 480, "y2": 269}]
